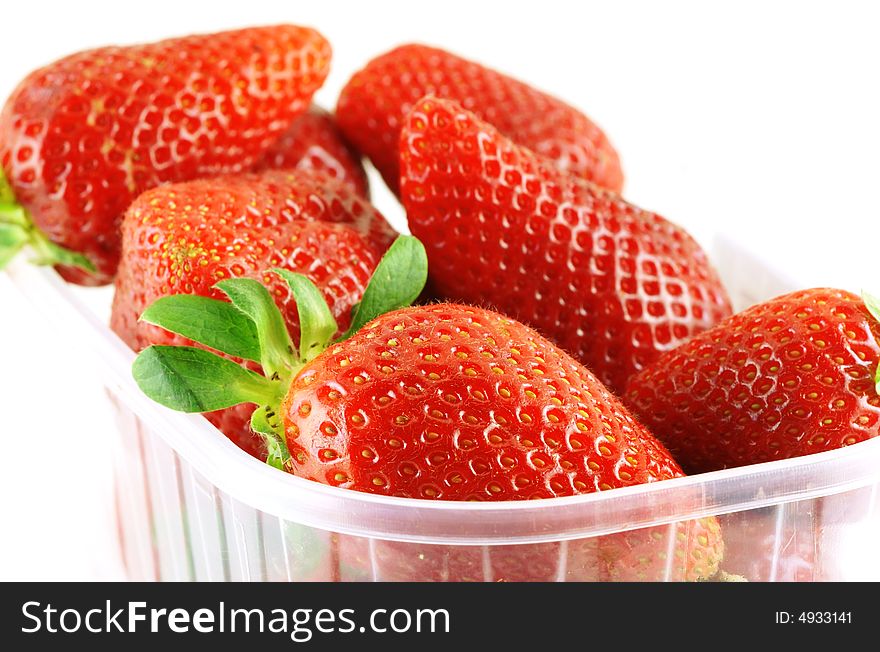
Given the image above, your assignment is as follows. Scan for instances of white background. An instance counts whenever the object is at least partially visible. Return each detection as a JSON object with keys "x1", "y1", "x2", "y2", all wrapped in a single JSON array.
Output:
[{"x1": 0, "y1": 0, "x2": 878, "y2": 580}]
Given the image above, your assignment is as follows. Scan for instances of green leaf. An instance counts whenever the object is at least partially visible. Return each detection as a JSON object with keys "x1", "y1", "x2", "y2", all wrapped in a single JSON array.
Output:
[
  {"x1": 339, "y1": 235, "x2": 428, "y2": 341},
  {"x1": 0, "y1": 222, "x2": 28, "y2": 270},
  {"x1": 132, "y1": 345, "x2": 277, "y2": 413},
  {"x1": 140, "y1": 294, "x2": 261, "y2": 362},
  {"x1": 251, "y1": 406, "x2": 290, "y2": 471},
  {"x1": 273, "y1": 268, "x2": 338, "y2": 363},
  {"x1": 215, "y1": 278, "x2": 296, "y2": 379}
]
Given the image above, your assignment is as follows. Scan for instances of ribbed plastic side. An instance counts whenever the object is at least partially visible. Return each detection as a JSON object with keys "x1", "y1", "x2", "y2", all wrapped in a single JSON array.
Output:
[{"x1": 110, "y1": 390, "x2": 880, "y2": 582}]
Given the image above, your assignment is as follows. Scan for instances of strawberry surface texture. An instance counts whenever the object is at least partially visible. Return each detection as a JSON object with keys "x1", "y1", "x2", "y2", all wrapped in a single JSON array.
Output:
[
  {"x1": 625, "y1": 289, "x2": 880, "y2": 472},
  {"x1": 254, "y1": 105, "x2": 369, "y2": 198},
  {"x1": 336, "y1": 44, "x2": 623, "y2": 195},
  {"x1": 282, "y1": 303, "x2": 683, "y2": 498},
  {"x1": 400, "y1": 97, "x2": 732, "y2": 394},
  {"x1": 0, "y1": 25, "x2": 330, "y2": 284},
  {"x1": 112, "y1": 169, "x2": 395, "y2": 456}
]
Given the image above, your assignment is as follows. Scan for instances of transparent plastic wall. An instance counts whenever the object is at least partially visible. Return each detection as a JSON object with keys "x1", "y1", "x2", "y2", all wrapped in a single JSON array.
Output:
[{"x1": 7, "y1": 235, "x2": 880, "y2": 582}]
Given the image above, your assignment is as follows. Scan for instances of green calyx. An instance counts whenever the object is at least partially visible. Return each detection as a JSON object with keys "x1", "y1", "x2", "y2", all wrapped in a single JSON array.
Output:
[
  {"x1": 863, "y1": 292, "x2": 880, "y2": 396},
  {"x1": 0, "y1": 168, "x2": 96, "y2": 273},
  {"x1": 133, "y1": 235, "x2": 428, "y2": 470}
]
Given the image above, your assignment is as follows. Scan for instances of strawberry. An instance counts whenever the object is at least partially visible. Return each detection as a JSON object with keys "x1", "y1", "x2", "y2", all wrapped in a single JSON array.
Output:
[
  {"x1": 130, "y1": 239, "x2": 722, "y2": 580},
  {"x1": 0, "y1": 25, "x2": 330, "y2": 285},
  {"x1": 254, "y1": 105, "x2": 369, "y2": 198},
  {"x1": 112, "y1": 169, "x2": 396, "y2": 457},
  {"x1": 283, "y1": 303, "x2": 683, "y2": 497},
  {"x1": 143, "y1": 297, "x2": 688, "y2": 496},
  {"x1": 336, "y1": 44, "x2": 623, "y2": 195},
  {"x1": 624, "y1": 289, "x2": 880, "y2": 473},
  {"x1": 400, "y1": 97, "x2": 732, "y2": 394}
]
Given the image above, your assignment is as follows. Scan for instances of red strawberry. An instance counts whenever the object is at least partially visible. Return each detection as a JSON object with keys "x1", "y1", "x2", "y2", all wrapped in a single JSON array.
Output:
[
  {"x1": 131, "y1": 252, "x2": 723, "y2": 580},
  {"x1": 112, "y1": 169, "x2": 396, "y2": 457},
  {"x1": 336, "y1": 44, "x2": 623, "y2": 195},
  {"x1": 283, "y1": 303, "x2": 682, "y2": 497},
  {"x1": 624, "y1": 289, "x2": 880, "y2": 473},
  {"x1": 400, "y1": 97, "x2": 732, "y2": 394},
  {"x1": 254, "y1": 105, "x2": 369, "y2": 198},
  {"x1": 0, "y1": 25, "x2": 330, "y2": 285}
]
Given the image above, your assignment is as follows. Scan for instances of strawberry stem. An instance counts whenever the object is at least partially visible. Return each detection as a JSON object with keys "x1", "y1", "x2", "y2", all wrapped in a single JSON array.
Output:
[
  {"x1": 215, "y1": 278, "x2": 298, "y2": 382},
  {"x1": 251, "y1": 405, "x2": 290, "y2": 470},
  {"x1": 0, "y1": 169, "x2": 96, "y2": 273}
]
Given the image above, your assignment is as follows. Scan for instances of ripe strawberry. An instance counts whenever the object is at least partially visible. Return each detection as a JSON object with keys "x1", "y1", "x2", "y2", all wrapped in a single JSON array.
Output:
[
  {"x1": 336, "y1": 44, "x2": 623, "y2": 195},
  {"x1": 131, "y1": 246, "x2": 723, "y2": 580},
  {"x1": 283, "y1": 302, "x2": 684, "y2": 497},
  {"x1": 254, "y1": 105, "x2": 369, "y2": 198},
  {"x1": 112, "y1": 169, "x2": 396, "y2": 457},
  {"x1": 400, "y1": 97, "x2": 732, "y2": 394},
  {"x1": 624, "y1": 289, "x2": 880, "y2": 473},
  {"x1": 0, "y1": 25, "x2": 331, "y2": 285}
]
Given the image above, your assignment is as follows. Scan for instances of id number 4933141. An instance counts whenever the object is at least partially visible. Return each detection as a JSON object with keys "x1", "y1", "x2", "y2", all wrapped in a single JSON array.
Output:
[{"x1": 775, "y1": 612, "x2": 852, "y2": 625}]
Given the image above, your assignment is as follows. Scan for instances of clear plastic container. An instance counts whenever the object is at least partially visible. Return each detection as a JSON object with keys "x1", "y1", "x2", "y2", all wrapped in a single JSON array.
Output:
[{"x1": 7, "y1": 235, "x2": 880, "y2": 581}]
